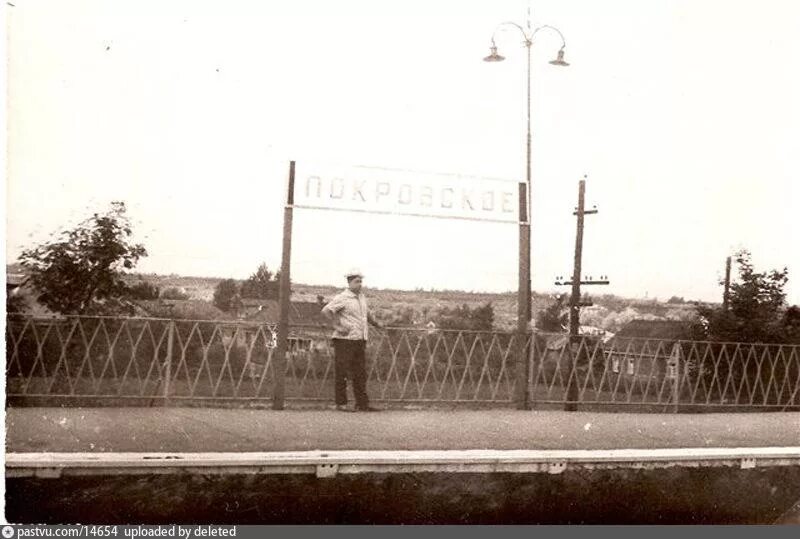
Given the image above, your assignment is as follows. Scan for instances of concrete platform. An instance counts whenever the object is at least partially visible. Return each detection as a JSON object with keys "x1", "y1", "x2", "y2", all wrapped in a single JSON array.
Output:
[
  {"x1": 7, "y1": 446, "x2": 800, "y2": 478},
  {"x1": 6, "y1": 407, "x2": 800, "y2": 453},
  {"x1": 6, "y1": 407, "x2": 800, "y2": 524}
]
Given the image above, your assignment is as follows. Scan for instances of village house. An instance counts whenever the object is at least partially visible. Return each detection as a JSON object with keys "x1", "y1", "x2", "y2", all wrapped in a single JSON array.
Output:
[
  {"x1": 236, "y1": 297, "x2": 331, "y2": 353},
  {"x1": 6, "y1": 271, "x2": 56, "y2": 317},
  {"x1": 6, "y1": 273, "x2": 28, "y2": 298},
  {"x1": 603, "y1": 319, "x2": 694, "y2": 382},
  {"x1": 535, "y1": 329, "x2": 608, "y2": 381},
  {"x1": 133, "y1": 297, "x2": 330, "y2": 351},
  {"x1": 132, "y1": 297, "x2": 333, "y2": 381},
  {"x1": 133, "y1": 299, "x2": 230, "y2": 321}
]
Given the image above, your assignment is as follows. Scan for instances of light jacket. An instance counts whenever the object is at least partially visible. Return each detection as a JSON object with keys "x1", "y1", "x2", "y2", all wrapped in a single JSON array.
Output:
[{"x1": 322, "y1": 289, "x2": 371, "y2": 340}]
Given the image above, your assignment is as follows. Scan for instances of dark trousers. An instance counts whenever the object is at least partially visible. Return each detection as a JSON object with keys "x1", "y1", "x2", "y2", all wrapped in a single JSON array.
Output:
[{"x1": 333, "y1": 338, "x2": 369, "y2": 408}]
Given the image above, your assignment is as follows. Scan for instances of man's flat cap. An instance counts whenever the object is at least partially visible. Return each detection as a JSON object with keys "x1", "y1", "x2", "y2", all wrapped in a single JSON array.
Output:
[{"x1": 345, "y1": 268, "x2": 364, "y2": 279}]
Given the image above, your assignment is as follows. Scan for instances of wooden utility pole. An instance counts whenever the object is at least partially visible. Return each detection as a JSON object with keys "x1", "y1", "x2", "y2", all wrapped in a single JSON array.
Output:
[
  {"x1": 557, "y1": 177, "x2": 608, "y2": 411},
  {"x1": 273, "y1": 161, "x2": 296, "y2": 410},
  {"x1": 723, "y1": 256, "x2": 732, "y2": 312},
  {"x1": 568, "y1": 180, "x2": 588, "y2": 341}
]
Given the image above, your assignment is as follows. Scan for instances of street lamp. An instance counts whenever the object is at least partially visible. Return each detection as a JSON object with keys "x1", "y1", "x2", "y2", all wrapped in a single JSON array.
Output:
[{"x1": 484, "y1": 19, "x2": 568, "y2": 409}]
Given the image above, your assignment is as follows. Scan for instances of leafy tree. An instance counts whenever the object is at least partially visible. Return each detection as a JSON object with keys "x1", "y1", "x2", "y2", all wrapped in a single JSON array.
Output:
[
  {"x1": 18, "y1": 202, "x2": 147, "y2": 315},
  {"x1": 690, "y1": 250, "x2": 797, "y2": 406},
  {"x1": 695, "y1": 249, "x2": 789, "y2": 343},
  {"x1": 213, "y1": 279, "x2": 240, "y2": 312},
  {"x1": 240, "y1": 263, "x2": 282, "y2": 300},
  {"x1": 471, "y1": 302, "x2": 494, "y2": 331},
  {"x1": 435, "y1": 302, "x2": 494, "y2": 331},
  {"x1": 128, "y1": 280, "x2": 160, "y2": 300},
  {"x1": 782, "y1": 306, "x2": 800, "y2": 344},
  {"x1": 161, "y1": 287, "x2": 190, "y2": 300},
  {"x1": 387, "y1": 305, "x2": 416, "y2": 327},
  {"x1": 536, "y1": 294, "x2": 567, "y2": 332}
]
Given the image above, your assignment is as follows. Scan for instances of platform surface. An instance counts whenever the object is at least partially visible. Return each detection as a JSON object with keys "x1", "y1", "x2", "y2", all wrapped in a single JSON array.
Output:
[{"x1": 6, "y1": 407, "x2": 799, "y2": 453}]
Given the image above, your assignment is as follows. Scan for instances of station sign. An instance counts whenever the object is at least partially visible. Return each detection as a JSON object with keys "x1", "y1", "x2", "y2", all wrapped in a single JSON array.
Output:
[{"x1": 292, "y1": 162, "x2": 520, "y2": 224}]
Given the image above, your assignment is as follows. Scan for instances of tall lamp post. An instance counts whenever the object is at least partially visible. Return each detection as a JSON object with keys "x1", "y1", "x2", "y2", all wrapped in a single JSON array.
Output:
[{"x1": 484, "y1": 19, "x2": 568, "y2": 409}]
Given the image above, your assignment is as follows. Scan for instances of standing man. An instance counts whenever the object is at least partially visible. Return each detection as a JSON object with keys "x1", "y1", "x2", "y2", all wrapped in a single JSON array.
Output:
[{"x1": 321, "y1": 268, "x2": 381, "y2": 412}]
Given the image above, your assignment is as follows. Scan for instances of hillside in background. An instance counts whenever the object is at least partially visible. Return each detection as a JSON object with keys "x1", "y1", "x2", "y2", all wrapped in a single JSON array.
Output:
[
  {"x1": 7, "y1": 265, "x2": 701, "y2": 331},
  {"x1": 130, "y1": 272, "x2": 700, "y2": 332}
]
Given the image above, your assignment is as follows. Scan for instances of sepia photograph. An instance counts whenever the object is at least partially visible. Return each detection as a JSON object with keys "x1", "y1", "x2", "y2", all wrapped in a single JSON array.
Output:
[{"x1": 2, "y1": 0, "x2": 800, "y2": 527}]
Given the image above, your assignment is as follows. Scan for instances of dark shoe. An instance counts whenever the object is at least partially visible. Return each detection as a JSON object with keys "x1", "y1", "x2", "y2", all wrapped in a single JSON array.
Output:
[{"x1": 355, "y1": 406, "x2": 380, "y2": 412}]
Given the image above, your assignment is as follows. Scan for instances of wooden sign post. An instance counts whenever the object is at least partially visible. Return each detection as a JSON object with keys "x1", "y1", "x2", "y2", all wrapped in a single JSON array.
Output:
[{"x1": 273, "y1": 161, "x2": 295, "y2": 410}]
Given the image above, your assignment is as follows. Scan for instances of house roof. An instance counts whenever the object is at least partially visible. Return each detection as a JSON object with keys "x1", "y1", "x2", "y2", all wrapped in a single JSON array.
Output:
[
  {"x1": 134, "y1": 300, "x2": 232, "y2": 321},
  {"x1": 613, "y1": 319, "x2": 693, "y2": 340},
  {"x1": 244, "y1": 300, "x2": 328, "y2": 327},
  {"x1": 605, "y1": 319, "x2": 694, "y2": 354},
  {"x1": 7, "y1": 273, "x2": 28, "y2": 288}
]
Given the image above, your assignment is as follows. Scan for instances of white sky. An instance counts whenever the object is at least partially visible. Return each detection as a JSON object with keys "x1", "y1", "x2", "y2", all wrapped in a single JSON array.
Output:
[{"x1": 5, "y1": 0, "x2": 800, "y2": 303}]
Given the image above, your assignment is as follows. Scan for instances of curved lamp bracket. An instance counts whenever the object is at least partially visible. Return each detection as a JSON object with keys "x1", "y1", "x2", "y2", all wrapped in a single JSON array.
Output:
[{"x1": 488, "y1": 22, "x2": 567, "y2": 53}]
